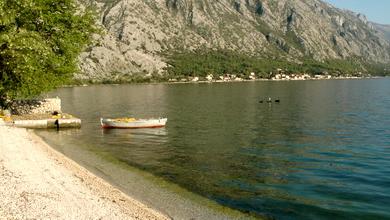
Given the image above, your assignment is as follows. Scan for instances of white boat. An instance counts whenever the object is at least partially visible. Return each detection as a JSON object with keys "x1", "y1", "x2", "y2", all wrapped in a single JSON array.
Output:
[{"x1": 100, "y1": 117, "x2": 167, "y2": 129}]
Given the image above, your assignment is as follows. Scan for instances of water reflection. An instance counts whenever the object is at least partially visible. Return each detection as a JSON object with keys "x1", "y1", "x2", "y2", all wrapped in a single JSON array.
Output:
[{"x1": 101, "y1": 127, "x2": 168, "y2": 137}]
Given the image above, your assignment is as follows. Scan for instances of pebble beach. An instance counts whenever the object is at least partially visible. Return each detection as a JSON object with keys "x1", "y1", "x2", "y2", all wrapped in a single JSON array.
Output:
[{"x1": 0, "y1": 125, "x2": 169, "y2": 220}]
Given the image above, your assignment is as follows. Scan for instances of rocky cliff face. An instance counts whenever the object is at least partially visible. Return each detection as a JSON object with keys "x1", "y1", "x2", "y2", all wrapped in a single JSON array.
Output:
[{"x1": 76, "y1": 0, "x2": 390, "y2": 81}]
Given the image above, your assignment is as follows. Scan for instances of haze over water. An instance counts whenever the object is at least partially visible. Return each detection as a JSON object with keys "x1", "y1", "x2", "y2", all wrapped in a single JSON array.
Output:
[{"x1": 38, "y1": 79, "x2": 390, "y2": 219}]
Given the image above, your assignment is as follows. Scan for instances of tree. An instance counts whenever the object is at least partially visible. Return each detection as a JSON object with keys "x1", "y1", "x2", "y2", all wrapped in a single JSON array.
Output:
[{"x1": 0, "y1": 0, "x2": 97, "y2": 106}]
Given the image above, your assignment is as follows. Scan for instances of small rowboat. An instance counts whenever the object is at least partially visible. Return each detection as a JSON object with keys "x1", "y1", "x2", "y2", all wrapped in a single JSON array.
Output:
[{"x1": 100, "y1": 117, "x2": 167, "y2": 129}]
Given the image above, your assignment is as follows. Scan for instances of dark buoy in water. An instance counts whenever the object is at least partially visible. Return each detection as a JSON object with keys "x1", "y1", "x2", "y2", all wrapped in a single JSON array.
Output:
[{"x1": 260, "y1": 97, "x2": 280, "y2": 103}]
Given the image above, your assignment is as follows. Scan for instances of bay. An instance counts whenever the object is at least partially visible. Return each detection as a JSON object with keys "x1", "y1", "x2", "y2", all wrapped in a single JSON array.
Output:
[{"x1": 37, "y1": 78, "x2": 390, "y2": 219}]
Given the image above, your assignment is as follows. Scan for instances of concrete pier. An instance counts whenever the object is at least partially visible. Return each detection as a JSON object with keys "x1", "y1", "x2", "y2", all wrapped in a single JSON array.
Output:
[{"x1": 13, "y1": 118, "x2": 81, "y2": 129}]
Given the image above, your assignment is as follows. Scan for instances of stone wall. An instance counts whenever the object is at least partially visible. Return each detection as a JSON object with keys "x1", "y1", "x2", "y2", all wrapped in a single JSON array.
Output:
[{"x1": 10, "y1": 98, "x2": 62, "y2": 115}]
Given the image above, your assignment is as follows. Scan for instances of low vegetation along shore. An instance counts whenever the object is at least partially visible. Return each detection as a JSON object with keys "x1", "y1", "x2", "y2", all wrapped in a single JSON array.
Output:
[
  {"x1": 78, "y1": 71, "x2": 381, "y2": 85},
  {"x1": 0, "y1": 125, "x2": 168, "y2": 220},
  {"x1": 76, "y1": 50, "x2": 390, "y2": 84}
]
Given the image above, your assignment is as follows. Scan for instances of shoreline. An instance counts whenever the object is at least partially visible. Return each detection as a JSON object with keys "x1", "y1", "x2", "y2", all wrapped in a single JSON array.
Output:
[
  {"x1": 36, "y1": 129, "x2": 258, "y2": 220},
  {"x1": 65, "y1": 75, "x2": 386, "y2": 88},
  {"x1": 0, "y1": 125, "x2": 169, "y2": 219},
  {"x1": 1, "y1": 125, "x2": 256, "y2": 219}
]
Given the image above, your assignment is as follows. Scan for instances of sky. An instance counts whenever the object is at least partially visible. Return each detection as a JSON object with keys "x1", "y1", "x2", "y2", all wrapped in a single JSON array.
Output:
[{"x1": 324, "y1": 0, "x2": 390, "y2": 24}]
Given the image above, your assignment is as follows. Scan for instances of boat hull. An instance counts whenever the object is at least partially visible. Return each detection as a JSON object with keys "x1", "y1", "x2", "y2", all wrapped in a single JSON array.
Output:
[{"x1": 101, "y1": 118, "x2": 167, "y2": 129}]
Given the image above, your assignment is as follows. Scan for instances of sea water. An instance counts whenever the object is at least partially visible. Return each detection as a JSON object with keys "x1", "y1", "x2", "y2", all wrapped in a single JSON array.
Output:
[{"x1": 37, "y1": 78, "x2": 390, "y2": 219}]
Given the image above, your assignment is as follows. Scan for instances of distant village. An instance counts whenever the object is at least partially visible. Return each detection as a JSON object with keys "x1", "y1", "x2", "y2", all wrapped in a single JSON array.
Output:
[{"x1": 168, "y1": 69, "x2": 373, "y2": 83}]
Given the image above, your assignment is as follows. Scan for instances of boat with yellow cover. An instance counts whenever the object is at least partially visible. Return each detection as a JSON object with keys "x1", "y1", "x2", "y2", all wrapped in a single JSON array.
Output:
[{"x1": 100, "y1": 117, "x2": 167, "y2": 129}]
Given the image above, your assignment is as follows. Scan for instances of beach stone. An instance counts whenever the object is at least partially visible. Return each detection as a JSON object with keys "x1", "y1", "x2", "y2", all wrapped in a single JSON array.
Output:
[{"x1": 10, "y1": 98, "x2": 62, "y2": 115}]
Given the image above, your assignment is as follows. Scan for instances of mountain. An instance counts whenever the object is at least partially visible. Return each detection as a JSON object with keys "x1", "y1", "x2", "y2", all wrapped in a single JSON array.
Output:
[
  {"x1": 373, "y1": 23, "x2": 390, "y2": 42},
  {"x1": 76, "y1": 0, "x2": 390, "y2": 81}
]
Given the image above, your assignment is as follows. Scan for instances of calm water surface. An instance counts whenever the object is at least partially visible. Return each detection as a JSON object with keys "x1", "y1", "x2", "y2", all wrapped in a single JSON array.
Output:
[{"x1": 38, "y1": 79, "x2": 390, "y2": 219}]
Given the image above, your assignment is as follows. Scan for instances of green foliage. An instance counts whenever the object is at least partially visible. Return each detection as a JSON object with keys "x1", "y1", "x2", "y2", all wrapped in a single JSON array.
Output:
[
  {"x1": 166, "y1": 50, "x2": 278, "y2": 77},
  {"x1": 364, "y1": 62, "x2": 390, "y2": 76},
  {"x1": 299, "y1": 58, "x2": 362, "y2": 75},
  {"x1": 72, "y1": 71, "x2": 170, "y2": 85},
  {"x1": 0, "y1": 0, "x2": 97, "y2": 105},
  {"x1": 165, "y1": 50, "x2": 374, "y2": 78}
]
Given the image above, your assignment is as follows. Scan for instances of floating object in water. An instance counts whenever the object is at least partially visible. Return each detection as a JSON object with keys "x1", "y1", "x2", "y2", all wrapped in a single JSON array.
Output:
[
  {"x1": 101, "y1": 117, "x2": 167, "y2": 129},
  {"x1": 259, "y1": 97, "x2": 280, "y2": 103}
]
